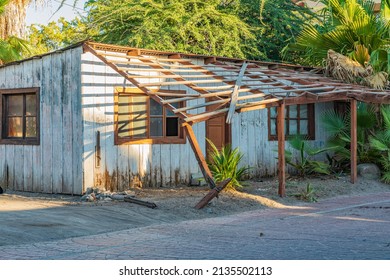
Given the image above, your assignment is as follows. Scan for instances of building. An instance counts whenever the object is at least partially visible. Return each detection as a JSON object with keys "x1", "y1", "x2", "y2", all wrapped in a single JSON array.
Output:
[{"x1": 0, "y1": 42, "x2": 388, "y2": 195}]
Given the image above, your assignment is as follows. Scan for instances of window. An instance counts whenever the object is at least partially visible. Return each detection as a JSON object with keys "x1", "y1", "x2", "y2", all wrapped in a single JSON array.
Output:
[
  {"x1": 268, "y1": 104, "x2": 315, "y2": 140},
  {"x1": 114, "y1": 88, "x2": 185, "y2": 144},
  {"x1": 0, "y1": 88, "x2": 40, "y2": 145},
  {"x1": 334, "y1": 101, "x2": 350, "y2": 116}
]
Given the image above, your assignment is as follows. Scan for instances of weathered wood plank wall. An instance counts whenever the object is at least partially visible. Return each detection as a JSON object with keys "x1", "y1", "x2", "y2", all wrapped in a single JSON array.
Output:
[
  {"x1": 81, "y1": 52, "x2": 204, "y2": 191},
  {"x1": 231, "y1": 101, "x2": 333, "y2": 177},
  {"x1": 0, "y1": 47, "x2": 83, "y2": 194}
]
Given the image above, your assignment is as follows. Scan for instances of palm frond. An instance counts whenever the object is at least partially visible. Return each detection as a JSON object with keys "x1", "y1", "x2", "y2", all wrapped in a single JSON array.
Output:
[{"x1": 320, "y1": 109, "x2": 346, "y2": 135}]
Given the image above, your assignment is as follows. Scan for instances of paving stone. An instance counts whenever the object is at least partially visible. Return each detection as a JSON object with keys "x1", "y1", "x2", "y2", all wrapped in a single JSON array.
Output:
[{"x1": 1, "y1": 192, "x2": 390, "y2": 260}]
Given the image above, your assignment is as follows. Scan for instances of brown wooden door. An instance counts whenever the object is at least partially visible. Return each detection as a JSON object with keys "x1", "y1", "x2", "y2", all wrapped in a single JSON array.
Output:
[{"x1": 206, "y1": 99, "x2": 231, "y2": 159}]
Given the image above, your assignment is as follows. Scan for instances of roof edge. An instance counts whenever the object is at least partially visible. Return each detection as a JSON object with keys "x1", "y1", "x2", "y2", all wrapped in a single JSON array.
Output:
[
  {"x1": 0, "y1": 40, "x2": 87, "y2": 69},
  {"x1": 85, "y1": 41, "x2": 317, "y2": 72}
]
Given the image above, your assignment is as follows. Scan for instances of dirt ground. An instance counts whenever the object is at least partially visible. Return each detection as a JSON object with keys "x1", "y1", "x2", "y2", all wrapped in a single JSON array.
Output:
[{"x1": 2, "y1": 174, "x2": 390, "y2": 220}]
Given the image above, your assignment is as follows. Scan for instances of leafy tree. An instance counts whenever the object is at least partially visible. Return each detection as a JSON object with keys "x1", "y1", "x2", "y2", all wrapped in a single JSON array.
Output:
[
  {"x1": 86, "y1": 0, "x2": 256, "y2": 58},
  {"x1": 239, "y1": 0, "x2": 315, "y2": 61},
  {"x1": 26, "y1": 17, "x2": 92, "y2": 55}
]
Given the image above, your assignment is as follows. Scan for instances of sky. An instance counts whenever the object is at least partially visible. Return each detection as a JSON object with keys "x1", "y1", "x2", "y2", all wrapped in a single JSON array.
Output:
[{"x1": 26, "y1": 0, "x2": 87, "y2": 26}]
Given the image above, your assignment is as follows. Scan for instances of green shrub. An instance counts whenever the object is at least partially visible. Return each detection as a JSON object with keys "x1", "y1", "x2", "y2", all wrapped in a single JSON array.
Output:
[
  {"x1": 284, "y1": 135, "x2": 331, "y2": 177},
  {"x1": 207, "y1": 139, "x2": 250, "y2": 191},
  {"x1": 369, "y1": 106, "x2": 390, "y2": 183},
  {"x1": 320, "y1": 104, "x2": 381, "y2": 171}
]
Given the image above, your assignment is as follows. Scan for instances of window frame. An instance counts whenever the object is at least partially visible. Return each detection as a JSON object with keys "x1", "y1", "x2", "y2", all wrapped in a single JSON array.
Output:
[
  {"x1": 114, "y1": 87, "x2": 186, "y2": 145},
  {"x1": 0, "y1": 87, "x2": 40, "y2": 145},
  {"x1": 268, "y1": 103, "x2": 315, "y2": 141}
]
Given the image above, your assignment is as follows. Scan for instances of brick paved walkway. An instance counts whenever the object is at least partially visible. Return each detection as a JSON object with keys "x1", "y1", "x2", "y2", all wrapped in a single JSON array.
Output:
[{"x1": 1, "y1": 192, "x2": 390, "y2": 260}]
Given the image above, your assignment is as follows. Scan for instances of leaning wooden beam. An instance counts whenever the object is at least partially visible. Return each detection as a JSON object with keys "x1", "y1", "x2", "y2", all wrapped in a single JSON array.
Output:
[
  {"x1": 183, "y1": 123, "x2": 216, "y2": 189},
  {"x1": 277, "y1": 102, "x2": 286, "y2": 197},
  {"x1": 350, "y1": 99, "x2": 357, "y2": 184},
  {"x1": 226, "y1": 62, "x2": 248, "y2": 123},
  {"x1": 195, "y1": 178, "x2": 232, "y2": 209}
]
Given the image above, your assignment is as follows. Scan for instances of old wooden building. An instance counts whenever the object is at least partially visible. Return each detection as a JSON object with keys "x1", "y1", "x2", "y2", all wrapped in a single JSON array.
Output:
[{"x1": 1, "y1": 42, "x2": 389, "y2": 195}]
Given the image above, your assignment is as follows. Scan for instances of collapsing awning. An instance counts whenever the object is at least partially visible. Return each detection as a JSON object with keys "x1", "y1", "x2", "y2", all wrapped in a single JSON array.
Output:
[{"x1": 83, "y1": 41, "x2": 390, "y2": 196}]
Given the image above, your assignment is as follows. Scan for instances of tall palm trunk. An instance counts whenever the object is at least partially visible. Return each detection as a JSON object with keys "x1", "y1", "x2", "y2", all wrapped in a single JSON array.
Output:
[{"x1": 0, "y1": 0, "x2": 31, "y2": 39}]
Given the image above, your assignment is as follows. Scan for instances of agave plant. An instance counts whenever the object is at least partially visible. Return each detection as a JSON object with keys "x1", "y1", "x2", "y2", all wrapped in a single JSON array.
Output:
[
  {"x1": 369, "y1": 106, "x2": 390, "y2": 183},
  {"x1": 207, "y1": 139, "x2": 250, "y2": 191}
]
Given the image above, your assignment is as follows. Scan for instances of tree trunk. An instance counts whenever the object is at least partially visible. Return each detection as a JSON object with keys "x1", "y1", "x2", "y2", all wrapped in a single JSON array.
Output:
[{"x1": 0, "y1": 0, "x2": 31, "y2": 39}]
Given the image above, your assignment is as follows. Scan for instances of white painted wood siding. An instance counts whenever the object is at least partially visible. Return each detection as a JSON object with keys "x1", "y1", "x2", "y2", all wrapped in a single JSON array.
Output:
[
  {"x1": 231, "y1": 102, "x2": 333, "y2": 176},
  {"x1": 81, "y1": 52, "x2": 205, "y2": 191},
  {"x1": 0, "y1": 47, "x2": 83, "y2": 194}
]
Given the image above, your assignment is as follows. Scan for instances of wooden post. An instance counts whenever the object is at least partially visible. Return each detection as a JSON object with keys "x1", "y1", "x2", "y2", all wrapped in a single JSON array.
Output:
[
  {"x1": 277, "y1": 102, "x2": 286, "y2": 197},
  {"x1": 350, "y1": 99, "x2": 357, "y2": 184},
  {"x1": 183, "y1": 123, "x2": 217, "y2": 189}
]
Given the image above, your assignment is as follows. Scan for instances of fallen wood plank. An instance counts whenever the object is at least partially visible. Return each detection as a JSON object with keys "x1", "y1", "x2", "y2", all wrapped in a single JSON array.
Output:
[
  {"x1": 195, "y1": 178, "x2": 232, "y2": 209},
  {"x1": 124, "y1": 195, "x2": 157, "y2": 209}
]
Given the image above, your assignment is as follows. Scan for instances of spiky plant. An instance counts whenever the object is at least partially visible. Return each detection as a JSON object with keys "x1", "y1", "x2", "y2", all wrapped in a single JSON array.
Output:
[
  {"x1": 207, "y1": 139, "x2": 250, "y2": 191},
  {"x1": 284, "y1": 134, "x2": 332, "y2": 177},
  {"x1": 293, "y1": 183, "x2": 318, "y2": 202}
]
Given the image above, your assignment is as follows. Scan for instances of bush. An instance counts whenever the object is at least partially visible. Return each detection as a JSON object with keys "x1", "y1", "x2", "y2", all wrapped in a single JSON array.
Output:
[
  {"x1": 207, "y1": 139, "x2": 250, "y2": 191},
  {"x1": 284, "y1": 135, "x2": 331, "y2": 177}
]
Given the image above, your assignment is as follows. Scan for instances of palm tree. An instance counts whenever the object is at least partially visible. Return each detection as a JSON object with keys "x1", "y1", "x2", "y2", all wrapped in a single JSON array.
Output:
[
  {"x1": 370, "y1": 106, "x2": 390, "y2": 183},
  {"x1": 284, "y1": 0, "x2": 390, "y2": 75},
  {"x1": 0, "y1": 0, "x2": 75, "y2": 40},
  {"x1": 0, "y1": 0, "x2": 32, "y2": 39}
]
